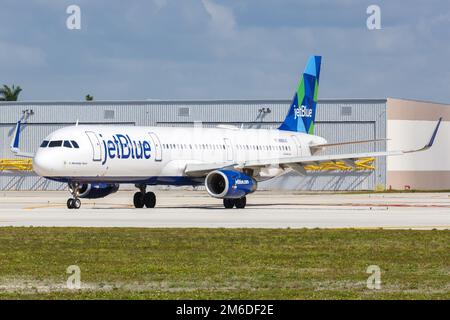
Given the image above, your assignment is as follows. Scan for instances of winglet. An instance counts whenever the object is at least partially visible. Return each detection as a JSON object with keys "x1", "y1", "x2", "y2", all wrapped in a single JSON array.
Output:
[
  {"x1": 10, "y1": 121, "x2": 34, "y2": 158},
  {"x1": 425, "y1": 117, "x2": 442, "y2": 149},
  {"x1": 10, "y1": 121, "x2": 21, "y2": 151},
  {"x1": 404, "y1": 117, "x2": 442, "y2": 153}
]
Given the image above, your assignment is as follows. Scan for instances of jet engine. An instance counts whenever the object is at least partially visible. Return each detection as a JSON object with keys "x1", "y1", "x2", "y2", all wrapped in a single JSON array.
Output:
[
  {"x1": 76, "y1": 183, "x2": 120, "y2": 199},
  {"x1": 205, "y1": 170, "x2": 257, "y2": 199}
]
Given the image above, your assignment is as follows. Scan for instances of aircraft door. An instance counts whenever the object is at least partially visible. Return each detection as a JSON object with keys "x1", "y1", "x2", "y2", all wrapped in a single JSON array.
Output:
[
  {"x1": 149, "y1": 132, "x2": 162, "y2": 161},
  {"x1": 85, "y1": 131, "x2": 102, "y2": 162},
  {"x1": 224, "y1": 138, "x2": 233, "y2": 161},
  {"x1": 291, "y1": 135, "x2": 302, "y2": 157}
]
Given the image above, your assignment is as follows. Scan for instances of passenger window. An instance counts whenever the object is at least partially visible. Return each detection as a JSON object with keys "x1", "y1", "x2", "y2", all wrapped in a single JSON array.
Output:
[
  {"x1": 48, "y1": 140, "x2": 63, "y2": 147},
  {"x1": 40, "y1": 140, "x2": 49, "y2": 148},
  {"x1": 63, "y1": 141, "x2": 72, "y2": 148},
  {"x1": 71, "y1": 141, "x2": 79, "y2": 148}
]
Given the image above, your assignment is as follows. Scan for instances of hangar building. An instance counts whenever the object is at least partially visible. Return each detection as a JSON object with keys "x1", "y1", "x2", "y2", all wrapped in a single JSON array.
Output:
[{"x1": 0, "y1": 98, "x2": 448, "y2": 191}]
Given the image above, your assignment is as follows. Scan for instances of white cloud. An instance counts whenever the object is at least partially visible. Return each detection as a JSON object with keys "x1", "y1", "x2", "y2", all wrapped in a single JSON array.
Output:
[{"x1": 201, "y1": 0, "x2": 236, "y2": 36}]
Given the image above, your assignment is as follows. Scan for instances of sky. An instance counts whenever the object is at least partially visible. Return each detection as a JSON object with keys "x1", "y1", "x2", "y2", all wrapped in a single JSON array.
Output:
[{"x1": 1, "y1": 0, "x2": 450, "y2": 102}]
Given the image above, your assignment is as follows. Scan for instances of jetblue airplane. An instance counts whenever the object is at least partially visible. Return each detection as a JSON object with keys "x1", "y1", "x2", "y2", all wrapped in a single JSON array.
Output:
[{"x1": 11, "y1": 56, "x2": 442, "y2": 209}]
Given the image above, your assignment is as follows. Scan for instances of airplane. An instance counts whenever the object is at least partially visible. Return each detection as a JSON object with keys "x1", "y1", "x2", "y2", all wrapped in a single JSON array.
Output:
[{"x1": 10, "y1": 56, "x2": 442, "y2": 209}]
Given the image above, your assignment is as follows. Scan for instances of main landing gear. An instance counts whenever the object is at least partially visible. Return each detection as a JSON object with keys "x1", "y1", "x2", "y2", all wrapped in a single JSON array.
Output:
[
  {"x1": 133, "y1": 184, "x2": 156, "y2": 208},
  {"x1": 67, "y1": 183, "x2": 81, "y2": 209},
  {"x1": 223, "y1": 196, "x2": 246, "y2": 209}
]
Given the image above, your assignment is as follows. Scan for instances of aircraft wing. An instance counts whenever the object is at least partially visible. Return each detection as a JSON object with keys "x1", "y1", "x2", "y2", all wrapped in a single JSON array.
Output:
[
  {"x1": 309, "y1": 138, "x2": 389, "y2": 153},
  {"x1": 10, "y1": 121, "x2": 35, "y2": 158},
  {"x1": 185, "y1": 162, "x2": 237, "y2": 177},
  {"x1": 184, "y1": 118, "x2": 442, "y2": 177}
]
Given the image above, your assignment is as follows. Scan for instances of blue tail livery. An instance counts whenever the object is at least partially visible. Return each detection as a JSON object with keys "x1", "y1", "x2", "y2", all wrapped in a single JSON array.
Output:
[{"x1": 278, "y1": 55, "x2": 322, "y2": 134}]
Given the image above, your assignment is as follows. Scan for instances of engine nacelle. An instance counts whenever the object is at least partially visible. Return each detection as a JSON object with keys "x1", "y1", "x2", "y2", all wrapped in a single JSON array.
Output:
[
  {"x1": 205, "y1": 170, "x2": 257, "y2": 199},
  {"x1": 78, "y1": 183, "x2": 119, "y2": 199}
]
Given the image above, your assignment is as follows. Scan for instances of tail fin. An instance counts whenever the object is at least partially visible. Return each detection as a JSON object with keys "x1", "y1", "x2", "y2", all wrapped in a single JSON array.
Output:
[{"x1": 278, "y1": 55, "x2": 321, "y2": 134}]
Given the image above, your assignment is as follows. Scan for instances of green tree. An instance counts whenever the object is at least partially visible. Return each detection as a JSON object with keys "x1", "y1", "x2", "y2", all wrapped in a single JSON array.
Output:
[
  {"x1": 85, "y1": 94, "x2": 94, "y2": 101},
  {"x1": 0, "y1": 85, "x2": 22, "y2": 101}
]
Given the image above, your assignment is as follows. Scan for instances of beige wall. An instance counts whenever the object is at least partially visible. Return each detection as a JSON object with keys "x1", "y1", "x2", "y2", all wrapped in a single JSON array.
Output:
[{"x1": 387, "y1": 98, "x2": 450, "y2": 190}]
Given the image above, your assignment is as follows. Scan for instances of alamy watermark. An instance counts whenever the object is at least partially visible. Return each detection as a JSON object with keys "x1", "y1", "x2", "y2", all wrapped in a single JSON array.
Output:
[
  {"x1": 66, "y1": 5, "x2": 81, "y2": 30},
  {"x1": 366, "y1": 265, "x2": 381, "y2": 290},
  {"x1": 367, "y1": 5, "x2": 381, "y2": 30},
  {"x1": 66, "y1": 265, "x2": 81, "y2": 289}
]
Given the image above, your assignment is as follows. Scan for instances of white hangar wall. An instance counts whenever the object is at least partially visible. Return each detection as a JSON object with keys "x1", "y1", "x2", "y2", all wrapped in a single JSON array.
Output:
[{"x1": 387, "y1": 98, "x2": 450, "y2": 190}]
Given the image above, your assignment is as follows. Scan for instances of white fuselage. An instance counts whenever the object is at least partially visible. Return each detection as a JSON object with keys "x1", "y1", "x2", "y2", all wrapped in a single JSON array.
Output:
[{"x1": 33, "y1": 125, "x2": 327, "y2": 185}]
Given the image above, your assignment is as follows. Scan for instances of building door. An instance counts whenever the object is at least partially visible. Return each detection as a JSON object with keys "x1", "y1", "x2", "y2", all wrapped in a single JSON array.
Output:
[
  {"x1": 85, "y1": 131, "x2": 102, "y2": 162},
  {"x1": 149, "y1": 132, "x2": 162, "y2": 161},
  {"x1": 224, "y1": 138, "x2": 233, "y2": 161}
]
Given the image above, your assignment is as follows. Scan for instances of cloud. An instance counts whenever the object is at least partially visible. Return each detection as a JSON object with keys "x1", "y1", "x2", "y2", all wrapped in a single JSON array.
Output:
[
  {"x1": 1, "y1": 1, "x2": 450, "y2": 103},
  {"x1": 201, "y1": 0, "x2": 236, "y2": 36}
]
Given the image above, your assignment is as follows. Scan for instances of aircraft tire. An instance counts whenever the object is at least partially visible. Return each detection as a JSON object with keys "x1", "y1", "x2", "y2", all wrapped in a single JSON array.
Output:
[
  {"x1": 133, "y1": 192, "x2": 145, "y2": 208},
  {"x1": 144, "y1": 192, "x2": 156, "y2": 208},
  {"x1": 73, "y1": 198, "x2": 81, "y2": 209},
  {"x1": 223, "y1": 198, "x2": 235, "y2": 209},
  {"x1": 67, "y1": 198, "x2": 74, "y2": 209},
  {"x1": 235, "y1": 197, "x2": 246, "y2": 209}
]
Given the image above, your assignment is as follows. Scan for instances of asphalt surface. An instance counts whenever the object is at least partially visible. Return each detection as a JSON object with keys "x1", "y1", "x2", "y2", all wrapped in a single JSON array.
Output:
[{"x1": 0, "y1": 190, "x2": 449, "y2": 229}]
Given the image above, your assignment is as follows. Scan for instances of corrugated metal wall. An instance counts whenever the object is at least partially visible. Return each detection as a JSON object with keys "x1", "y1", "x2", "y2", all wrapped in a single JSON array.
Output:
[{"x1": 0, "y1": 99, "x2": 386, "y2": 191}]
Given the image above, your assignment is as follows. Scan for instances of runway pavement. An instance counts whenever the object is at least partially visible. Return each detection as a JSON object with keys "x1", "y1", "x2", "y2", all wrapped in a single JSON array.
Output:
[{"x1": 0, "y1": 190, "x2": 449, "y2": 229}]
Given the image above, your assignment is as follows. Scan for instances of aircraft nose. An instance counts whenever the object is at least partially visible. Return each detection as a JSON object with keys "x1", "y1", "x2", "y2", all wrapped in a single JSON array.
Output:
[{"x1": 33, "y1": 151, "x2": 56, "y2": 176}]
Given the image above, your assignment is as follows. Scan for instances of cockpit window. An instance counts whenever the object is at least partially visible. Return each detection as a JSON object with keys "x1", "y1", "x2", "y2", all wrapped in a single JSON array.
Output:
[
  {"x1": 40, "y1": 140, "x2": 49, "y2": 148},
  {"x1": 71, "y1": 140, "x2": 79, "y2": 148},
  {"x1": 48, "y1": 140, "x2": 63, "y2": 147},
  {"x1": 63, "y1": 141, "x2": 72, "y2": 148}
]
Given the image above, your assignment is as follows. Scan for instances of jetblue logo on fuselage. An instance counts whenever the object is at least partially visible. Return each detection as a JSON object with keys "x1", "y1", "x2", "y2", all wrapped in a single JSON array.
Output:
[
  {"x1": 294, "y1": 105, "x2": 312, "y2": 119},
  {"x1": 101, "y1": 134, "x2": 151, "y2": 165}
]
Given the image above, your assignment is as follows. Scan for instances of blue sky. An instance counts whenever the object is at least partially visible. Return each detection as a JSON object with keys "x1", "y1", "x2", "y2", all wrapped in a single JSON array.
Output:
[{"x1": 1, "y1": 0, "x2": 450, "y2": 102}]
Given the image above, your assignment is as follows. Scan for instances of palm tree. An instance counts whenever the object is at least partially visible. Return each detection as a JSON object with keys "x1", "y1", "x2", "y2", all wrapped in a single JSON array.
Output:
[{"x1": 0, "y1": 85, "x2": 22, "y2": 101}]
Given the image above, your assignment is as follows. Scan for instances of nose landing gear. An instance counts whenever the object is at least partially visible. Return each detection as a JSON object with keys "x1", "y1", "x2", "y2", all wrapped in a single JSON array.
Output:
[
  {"x1": 67, "y1": 183, "x2": 81, "y2": 209},
  {"x1": 133, "y1": 184, "x2": 156, "y2": 208},
  {"x1": 67, "y1": 198, "x2": 81, "y2": 209}
]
